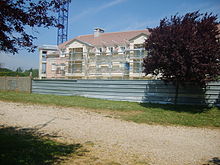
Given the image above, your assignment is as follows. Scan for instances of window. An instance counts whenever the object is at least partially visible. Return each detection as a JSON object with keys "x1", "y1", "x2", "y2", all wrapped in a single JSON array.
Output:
[
  {"x1": 56, "y1": 67, "x2": 61, "y2": 74},
  {"x1": 73, "y1": 62, "x2": 82, "y2": 73},
  {"x1": 110, "y1": 47, "x2": 114, "y2": 53},
  {"x1": 42, "y1": 51, "x2": 47, "y2": 54},
  {"x1": 60, "y1": 63, "x2": 65, "y2": 70},
  {"x1": 95, "y1": 48, "x2": 101, "y2": 55},
  {"x1": 69, "y1": 48, "x2": 83, "y2": 59},
  {"x1": 42, "y1": 64, "x2": 46, "y2": 74},
  {"x1": 42, "y1": 56, "x2": 46, "y2": 62},
  {"x1": 51, "y1": 63, "x2": 56, "y2": 71},
  {"x1": 133, "y1": 60, "x2": 142, "y2": 73},
  {"x1": 124, "y1": 62, "x2": 130, "y2": 70},
  {"x1": 106, "y1": 47, "x2": 112, "y2": 55},
  {"x1": 118, "y1": 46, "x2": 125, "y2": 54},
  {"x1": 69, "y1": 48, "x2": 74, "y2": 55},
  {"x1": 120, "y1": 47, "x2": 125, "y2": 51},
  {"x1": 60, "y1": 50, "x2": 66, "y2": 57}
]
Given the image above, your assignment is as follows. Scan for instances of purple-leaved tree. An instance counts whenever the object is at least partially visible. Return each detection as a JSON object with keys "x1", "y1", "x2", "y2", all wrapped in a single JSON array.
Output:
[{"x1": 143, "y1": 11, "x2": 220, "y2": 104}]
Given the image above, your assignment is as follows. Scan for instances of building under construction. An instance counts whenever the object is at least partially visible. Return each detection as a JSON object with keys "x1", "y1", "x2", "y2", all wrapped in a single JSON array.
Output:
[{"x1": 39, "y1": 28, "x2": 150, "y2": 79}]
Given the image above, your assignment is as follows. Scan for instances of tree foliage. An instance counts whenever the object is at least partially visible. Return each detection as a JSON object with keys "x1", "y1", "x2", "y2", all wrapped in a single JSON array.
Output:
[
  {"x1": 0, "y1": 67, "x2": 38, "y2": 78},
  {"x1": 143, "y1": 11, "x2": 220, "y2": 86},
  {"x1": 0, "y1": 0, "x2": 70, "y2": 54}
]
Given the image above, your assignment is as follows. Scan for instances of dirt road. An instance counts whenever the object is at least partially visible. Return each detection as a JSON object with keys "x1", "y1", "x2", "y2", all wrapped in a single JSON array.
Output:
[{"x1": 0, "y1": 101, "x2": 219, "y2": 165}]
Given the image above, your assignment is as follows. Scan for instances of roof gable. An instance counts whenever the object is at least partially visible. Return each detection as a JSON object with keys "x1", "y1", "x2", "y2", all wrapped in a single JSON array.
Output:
[
  {"x1": 65, "y1": 39, "x2": 92, "y2": 47},
  {"x1": 129, "y1": 33, "x2": 148, "y2": 41}
]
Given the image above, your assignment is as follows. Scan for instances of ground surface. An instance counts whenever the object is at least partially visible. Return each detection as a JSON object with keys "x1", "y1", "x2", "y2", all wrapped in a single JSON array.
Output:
[{"x1": 0, "y1": 101, "x2": 219, "y2": 165}]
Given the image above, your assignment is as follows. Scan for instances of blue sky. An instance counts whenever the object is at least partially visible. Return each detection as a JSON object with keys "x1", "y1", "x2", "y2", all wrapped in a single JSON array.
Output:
[{"x1": 1, "y1": 0, "x2": 220, "y2": 70}]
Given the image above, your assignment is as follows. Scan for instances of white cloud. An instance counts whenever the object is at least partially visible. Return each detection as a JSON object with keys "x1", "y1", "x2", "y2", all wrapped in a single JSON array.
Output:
[
  {"x1": 96, "y1": 0, "x2": 127, "y2": 11},
  {"x1": 70, "y1": 0, "x2": 127, "y2": 23},
  {"x1": 120, "y1": 20, "x2": 159, "y2": 31}
]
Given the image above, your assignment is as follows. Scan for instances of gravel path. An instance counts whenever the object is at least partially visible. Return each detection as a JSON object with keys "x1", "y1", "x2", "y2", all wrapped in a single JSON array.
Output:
[{"x1": 0, "y1": 101, "x2": 219, "y2": 165}]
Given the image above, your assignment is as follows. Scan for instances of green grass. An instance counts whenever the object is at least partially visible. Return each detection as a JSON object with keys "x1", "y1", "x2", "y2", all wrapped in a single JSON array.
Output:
[
  {"x1": 0, "y1": 91, "x2": 220, "y2": 127},
  {"x1": 0, "y1": 126, "x2": 82, "y2": 165}
]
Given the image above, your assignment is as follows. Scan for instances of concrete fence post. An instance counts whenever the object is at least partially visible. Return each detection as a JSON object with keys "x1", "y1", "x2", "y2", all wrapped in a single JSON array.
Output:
[{"x1": 29, "y1": 76, "x2": 32, "y2": 93}]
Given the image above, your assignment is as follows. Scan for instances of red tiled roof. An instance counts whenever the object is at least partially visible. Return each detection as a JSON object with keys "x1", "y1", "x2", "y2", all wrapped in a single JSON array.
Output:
[{"x1": 58, "y1": 29, "x2": 150, "y2": 49}]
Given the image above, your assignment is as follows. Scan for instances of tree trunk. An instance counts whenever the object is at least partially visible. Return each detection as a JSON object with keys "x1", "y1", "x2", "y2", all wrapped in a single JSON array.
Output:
[{"x1": 174, "y1": 82, "x2": 179, "y2": 105}]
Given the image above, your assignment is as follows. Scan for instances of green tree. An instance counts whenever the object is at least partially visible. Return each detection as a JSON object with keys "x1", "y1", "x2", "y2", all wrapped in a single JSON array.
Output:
[
  {"x1": 23, "y1": 68, "x2": 39, "y2": 78},
  {"x1": 16, "y1": 67, "x2": 23, "y2": 73},
  {"x1": 31, "y1": 69, "x2": 39, "y2": 78},
  {"x1": 0, "y1": 0, "x2": 70, "y2": 54}
]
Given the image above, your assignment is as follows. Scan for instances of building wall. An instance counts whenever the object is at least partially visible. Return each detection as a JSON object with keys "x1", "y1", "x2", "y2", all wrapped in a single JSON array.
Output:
[
  {"x1": 46, "y1": 57, "x2": 67, "y2": 79},
  {"x1": 65, "y1": 41, "x2": 86, "y2": 78},
  {"x1": 39, "y1": 48, "x2": 60, "y2": 79},
  {"x1": 39, "y1": 49, "x2": 45, "y2": 79},
  {"x1": 39, "y1": 34, "x2": 148, "y2": 79}
]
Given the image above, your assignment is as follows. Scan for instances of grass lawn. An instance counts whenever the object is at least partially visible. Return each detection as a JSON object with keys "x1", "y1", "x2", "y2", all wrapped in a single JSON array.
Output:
[
  {"x1": 0, "y1": 126, "x2": 82, "y2": 165},
  {"x1": 0, "y1": 91, "x2": 219, "y2": 128}
]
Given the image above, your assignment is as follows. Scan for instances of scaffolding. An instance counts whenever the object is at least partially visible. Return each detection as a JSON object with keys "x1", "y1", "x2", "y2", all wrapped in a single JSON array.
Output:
[{"x1": 66, "y1": 49, "x2": 147, "y2": 79}]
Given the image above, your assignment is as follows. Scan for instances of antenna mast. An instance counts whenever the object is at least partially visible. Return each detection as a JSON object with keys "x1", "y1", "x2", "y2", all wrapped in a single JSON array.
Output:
[{"x1": 57, "y1": 0, "x2": 69, "y2": 45}]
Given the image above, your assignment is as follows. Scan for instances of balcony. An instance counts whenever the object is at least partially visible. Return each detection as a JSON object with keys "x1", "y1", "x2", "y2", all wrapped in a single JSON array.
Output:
[
  {"x1": 68, "y1": 67, "x2": 83, "y2": 73},
  {"x1": 46, "y1": 51, "x2": 59, "y2": 58},
  {"x1": 65, "y1": 72, "x2": 84, "y2": 77},
  {"x1": 130, "y1": 50, "x2": 147, "y2": 59},
  {"x1": 69, "y1": 53, "x2": 83, "y2": 61}
]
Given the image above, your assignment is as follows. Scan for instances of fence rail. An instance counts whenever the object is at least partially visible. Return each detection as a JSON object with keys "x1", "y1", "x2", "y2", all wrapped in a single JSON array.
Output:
[{"x1": 32, "y1": 79, "x2": 220, "y2": 106}]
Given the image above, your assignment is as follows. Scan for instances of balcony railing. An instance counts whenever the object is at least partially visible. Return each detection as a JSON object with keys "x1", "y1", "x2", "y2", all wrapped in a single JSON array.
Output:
[
  {"x1": 69, "y1": 55, "x2": 83, "y2": 61},
  {"x1": 130, "y1": 50, "x2": 147, "y2": 59},
  {"x1": 69, "y1": 52, "x2": 83, "y2": 61},
  {"x1": 68, "y1": 68, "x2": 82, "y2": 73}
]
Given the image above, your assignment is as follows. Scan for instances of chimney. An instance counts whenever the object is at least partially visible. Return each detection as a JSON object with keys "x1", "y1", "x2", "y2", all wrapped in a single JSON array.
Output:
[{"x1": 94, "y1": 28, "x2": 104, "y2": 37}]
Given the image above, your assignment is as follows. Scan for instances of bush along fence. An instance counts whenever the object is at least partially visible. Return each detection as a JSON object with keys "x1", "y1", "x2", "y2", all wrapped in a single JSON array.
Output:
[
  {"x1": 32, "y1": 79, "x2": 220, "y2": 106},
  {"x1": 0, "y1": 77, "x2": 32, "y2": 93}
]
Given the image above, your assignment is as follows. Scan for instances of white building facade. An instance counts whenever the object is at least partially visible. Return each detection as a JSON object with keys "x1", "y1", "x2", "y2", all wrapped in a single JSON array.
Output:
[{"x1": 39, "y1": 28, "x2": 150, "y2": 79}]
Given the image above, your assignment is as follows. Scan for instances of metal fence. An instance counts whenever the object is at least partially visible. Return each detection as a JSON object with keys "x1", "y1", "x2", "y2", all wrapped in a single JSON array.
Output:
[
  {"x1": 0, "y1": 77, "x2": 32, "y2": 93},
  {"x1": 32, "y1": 79, "x2": 220, "y2": 106}
]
